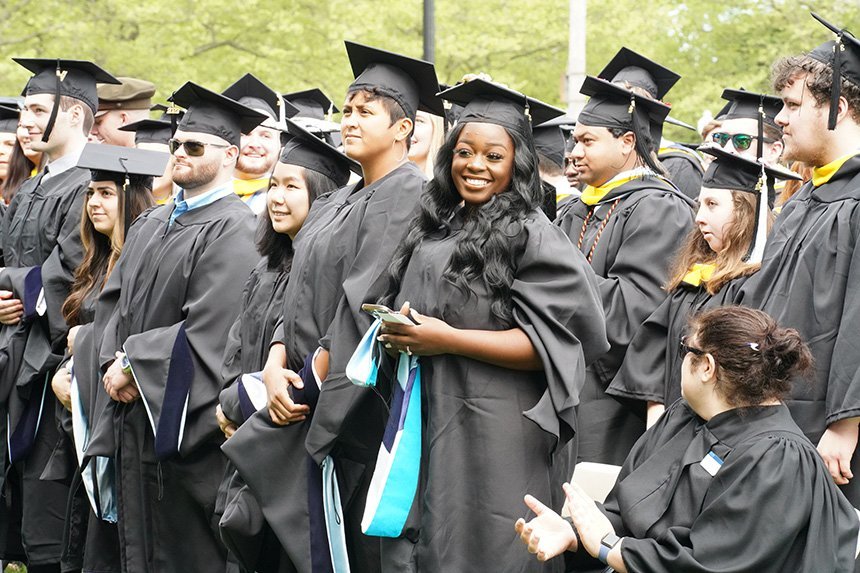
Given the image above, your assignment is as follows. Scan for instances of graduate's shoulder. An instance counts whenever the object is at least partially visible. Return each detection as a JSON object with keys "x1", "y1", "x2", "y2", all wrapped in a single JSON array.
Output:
[{"x1": 619, "y1": 176, "x2": 697, "y2": 212}]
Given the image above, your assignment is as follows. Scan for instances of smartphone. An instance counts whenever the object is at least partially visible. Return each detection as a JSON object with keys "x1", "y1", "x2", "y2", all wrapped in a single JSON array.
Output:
[{"x1": 361, "y1": 303, "x2": 420, "y2": 325}]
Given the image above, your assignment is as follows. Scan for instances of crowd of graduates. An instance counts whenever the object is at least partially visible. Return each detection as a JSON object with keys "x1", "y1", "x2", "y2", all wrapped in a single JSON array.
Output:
[{"x1": 2, "y1": 9, "x2": 860, "y2": 573}]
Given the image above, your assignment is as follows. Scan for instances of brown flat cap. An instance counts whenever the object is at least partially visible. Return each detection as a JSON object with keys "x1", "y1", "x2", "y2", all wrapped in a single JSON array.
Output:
[{"x1": 97, "y1": 76, "x2": 156, "y2": 113}]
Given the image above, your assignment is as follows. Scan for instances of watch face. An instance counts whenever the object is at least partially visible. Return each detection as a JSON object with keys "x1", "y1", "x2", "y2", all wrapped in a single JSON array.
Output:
[{"x1": 601, "y1": 532, "x2": 621, "y2": 548}]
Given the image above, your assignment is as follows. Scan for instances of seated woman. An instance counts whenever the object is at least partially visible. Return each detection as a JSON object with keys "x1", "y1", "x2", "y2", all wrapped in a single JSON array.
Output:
[
  {"x1": 46, "y1": 143, "x2": 165, "y2": 573},
  {"x1": 516, "y1": 306, "x2": 860, "y2": 572},
  {"x1": 375, "y1": 79, "x2": 609, "y2": 572},
  {"x1": 608, "y1": 147, "x2": 800, "y2": 428}
]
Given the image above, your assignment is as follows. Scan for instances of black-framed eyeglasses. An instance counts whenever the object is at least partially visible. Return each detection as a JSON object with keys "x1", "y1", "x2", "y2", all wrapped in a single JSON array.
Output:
[
  {"x1": 679, "y1": 336, "x2": 706, "y2": 358},
  {"x1": 168, "y1": 138, "x2": 229, "y2": 157},
  {"x1": 710, "y1": 132, "x2": 775, "y2": 152}
]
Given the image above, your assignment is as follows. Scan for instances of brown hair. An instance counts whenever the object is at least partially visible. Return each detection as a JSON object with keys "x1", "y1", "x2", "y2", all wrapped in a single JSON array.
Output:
[
  {"x1": 777, "y1": 161, "x2": 813, "y2": 207},
  {"x1": 62, "y1": 176, "x2": 154, "y2": 325},
  {"x1": 772, "y1": 54, "x2": 860, "y2": 124},
  {"x1": 666, "y1": 190, "x2": 772, "y2": 294},
  {"x1": 688, "y1": 306, "x2": 813, "y2": 407},
  {"x1": 2, "y1": 139, "x2": 37, "y2": 204},
  {"x1": 58, "y1": 95, "x2": 95, "y2": 135}
]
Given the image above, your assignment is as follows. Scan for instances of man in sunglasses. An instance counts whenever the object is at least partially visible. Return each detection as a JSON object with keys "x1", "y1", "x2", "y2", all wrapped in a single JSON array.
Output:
[
  {"x1": 94, "y1": 81, "x2": 266, "y2": 572},
  {"x1": 707, "y1": 88, "x2": 784, "y2": 165},
  {"x1": 737, "y1": 13, "x2": 860, "y2": 513}
]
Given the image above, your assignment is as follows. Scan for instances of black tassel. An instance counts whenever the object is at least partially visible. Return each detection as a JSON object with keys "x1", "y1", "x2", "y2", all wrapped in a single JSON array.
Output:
[
  {"x1": 41, "y1": 59, "x2": 63, "y2": 143},
  {"x1": 828, "y1": 34, "x2": 844, "y2": 130}
]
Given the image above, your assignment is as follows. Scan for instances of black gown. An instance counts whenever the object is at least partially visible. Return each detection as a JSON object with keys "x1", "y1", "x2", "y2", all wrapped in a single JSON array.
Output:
[
  {"x1": 555, "y1": 175, "x2": 695, "y2": 465},
  {"x1": 0, "y1": 165, "x2": 90, "y2": 566},
  {"x1": 226, "y1": 161, "x2": 427, "y2": 573},
  {"x1": 735, "y1": 154, "x2": 860, "y2": 506},
  {"x1": 566, "y1": 401, "x2": 859, "y2": 572},
  {"x1": 608, "y1": 276, "x2": 749, "y2": 407},
  {"x1": 658, "y1": 143, "x2": 704, "y2": 201},
  {"x1": 388, "y1": 209, "x2": 608, "y2": 572},
  {"x1": 88, "y1": 193, "x2": 260, "y2": 573}
]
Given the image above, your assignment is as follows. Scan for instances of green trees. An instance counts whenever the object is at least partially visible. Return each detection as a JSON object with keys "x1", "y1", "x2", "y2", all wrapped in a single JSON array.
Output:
[{"x1": 0, "y1": 0, "x2": 855, "y2": 142}]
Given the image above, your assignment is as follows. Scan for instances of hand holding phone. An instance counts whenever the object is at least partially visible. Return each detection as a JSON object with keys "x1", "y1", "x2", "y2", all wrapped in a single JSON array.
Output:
[{"x1": 361, "y1": 303, "x2": 419, "y2": 325}]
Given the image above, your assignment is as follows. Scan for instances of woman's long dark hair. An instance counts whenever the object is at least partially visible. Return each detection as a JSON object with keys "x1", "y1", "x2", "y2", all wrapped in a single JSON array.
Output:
[
  {"x1": 62, "y1": 175, "x2": 154, "y2": 325},
  {"x1": 3, "y1": 139, "x2": 38, "y2": 204},
  {"x1": 382, "y1": 121, "x2": 543, "y2": 323},
  {"x1": 256, "y1": 166, "x2": 339, "y2": 272}
]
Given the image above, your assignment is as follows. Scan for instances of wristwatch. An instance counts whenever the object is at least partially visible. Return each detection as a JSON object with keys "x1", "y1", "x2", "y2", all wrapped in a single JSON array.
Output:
[
  {"x1": 120, "y1": 353, "x2": 132, "y2": 374},
  {"x1": 598, "y1": 532, "x2": 622, "y2": 564}
]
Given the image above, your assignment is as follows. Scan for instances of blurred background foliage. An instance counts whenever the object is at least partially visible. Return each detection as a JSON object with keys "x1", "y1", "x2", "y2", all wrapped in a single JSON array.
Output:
[{"x1": 0, "y1": 0, "x2": 857, "y2": 141}]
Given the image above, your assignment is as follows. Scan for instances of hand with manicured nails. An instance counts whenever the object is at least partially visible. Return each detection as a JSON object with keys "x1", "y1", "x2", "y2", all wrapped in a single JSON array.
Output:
[
  {"x1": 378, "y1": 301, "x2": 453, "y2": 356},
  {"x1": 215, "y1": 404, "x2": 237, "y2": 439},
  {"x1": 103, "y1": 351, "x2": 139, "y2": 403},
  {"x1": 261, "y1": 343, "x2": 309, "y2": 426},
  {"x1": 0, "y1": 290, "x2": 23, "y2": 325},
  {"x1": 515, "y1": 494, "x2": 578, "y2": 562},
  {"x1": 818, "y1": 417, "x2": 860, "y2": 485}
]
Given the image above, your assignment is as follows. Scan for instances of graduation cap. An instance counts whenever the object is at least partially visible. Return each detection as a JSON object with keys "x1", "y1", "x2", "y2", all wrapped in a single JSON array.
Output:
[
  {"x1": 346, "y1": 41, "x2": 444, "y2": 119},
  {"x1": 578, "y1": 75, "x2": 670, "y2": 171},
  {"x1": 77, "y1": 143, "x2": 171, "y2": 232},
  {"x1": 437, "y1": 79, "x2": 564, "y2": 141},
  {"x1": 533, "y1": 115, "x2": 576, "y2": 168},
  {"x1": 279, "y1": 118, "x2": 361, "y2": 187},
  {"x1": 701, "y1": 146, "x2": 801, "y2": 263},
  {"x1": 717, "y1": 88, "x2": 784, "y2": 161},
  {"x1": 598, "y1": 47, "x2": 680, "y2": 100},
  {"x1": 0, "y1": 105, "x2": 20, "y2": 134},
  {"x1": 168, "y1": 82, "x2": 268, "y2": 147},
  {"x1": 283, "y1": 88, "x2": 339, "y2": 121},
  {"x1": 222, "y1": 73, "x2": 299, "y2": 127},
  {"x1": 14, "y1": 58, "x2": 121, "y2": 142},
  {"x1": 119, "y1": 118, "x2": 173, "y2": 146},
  {"x1": 809, "y1": 12, "x2": 860, "y2": 130}
]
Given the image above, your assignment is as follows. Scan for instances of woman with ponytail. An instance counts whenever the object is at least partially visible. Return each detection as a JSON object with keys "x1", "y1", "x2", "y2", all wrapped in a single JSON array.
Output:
[
  {"x1": 517, "y1": 306, "x2": 859, "y2": 572},
  {"x1": 376, "y1": 79, "x2": 608, "y2": 572},
  {"x1": 608, "y1": 147, "x2": 802, "y2": 428}
]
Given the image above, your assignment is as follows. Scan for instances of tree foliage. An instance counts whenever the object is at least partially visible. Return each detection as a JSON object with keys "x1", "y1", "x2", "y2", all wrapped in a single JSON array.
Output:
[{"x1": 0, "y1": 0, "x2": 856, "y2": 141}]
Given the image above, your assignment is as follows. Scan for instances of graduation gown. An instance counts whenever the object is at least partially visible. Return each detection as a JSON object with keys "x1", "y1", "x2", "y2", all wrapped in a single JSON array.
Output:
[
  {"x1": 555, "y1": 175, "x2": 695, "y2": 465},
  {"x1": 735, "y1": 154, "x2": 860, "y2": 505},
  {"x1": 608, "y1": 276, "x2": 749, "y2": 407},
  {"x1": 0, "y1": 165, "x2": 89, "y2": 566},
  {"x1": 90, "y1": 193, "x2": 259, "y2": 573},
  {"x1": 234, "y1": 161, "x2": 423, "y2": 572},
  {"x1": 658, "y1": 143, "x2": 704, "y2": 201},
  {"x1": 566, "y1": 401, "x2": 859, "y2": 572},
  {"x1": 389, "y1": 209, "x2": 608, "y2": 572}
]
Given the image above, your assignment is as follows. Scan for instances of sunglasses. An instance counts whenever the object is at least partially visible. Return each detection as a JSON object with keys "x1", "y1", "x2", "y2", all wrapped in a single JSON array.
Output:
[
  {"x1": 710, "y1": 132, "x2": 775, "y2": 152},
  {"x1": 679, "y1": 336, "x2": 706, "y2": 358},
  {"x1": 168, "y1": 138, "x2": 229, "y2": 156}
]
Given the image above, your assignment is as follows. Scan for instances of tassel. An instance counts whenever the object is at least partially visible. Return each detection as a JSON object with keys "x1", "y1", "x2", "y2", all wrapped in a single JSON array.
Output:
[
  {"x1": 828, "y1": 34, "x2": 845, "y2": 130},
  {"x1": 41, "y1": 59, "x2": 63, "y2": 143},
  {"x1": 744, "y1": 169, "x2": 770, "y2": 264}
]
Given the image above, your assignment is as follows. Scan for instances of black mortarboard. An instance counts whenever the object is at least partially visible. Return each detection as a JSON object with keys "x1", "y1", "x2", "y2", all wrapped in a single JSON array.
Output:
[
  {"x1": 119, "y1": 118, "x2": 173, "y2": 146},
  {"x1": 168, "y1": 82, "x2": 268, "y2": 147},
  {"x1": 437, "y1": 79, "x2": 564, "y2": 140},
  {"x1": 533, "y1": 115, "x2": 576, "y2": 168},
  {"x1": 578, "y1": 75, "x2": 670, "y2": 169},
  {"x1": 598, "y1": 47, "x2": 680, "y2": 100},
  {"x1": 701, "y1": 146, "x2": 801, "y2": 263},
  {"x1": 77, "y1": 142, "x2": 170, "y2": 181},
  {"x1": 283, "y1": 88, "x2": 339, "y2": 120},
  {"x1": 279, "y1": 118, "x2": 361, "y2": 187},
  {"x1": 809, "y1": 12, "x2": 860, "y2": 130},
  {"x1": 222, "y1": 73, "x2": 299, "y2": 125},
  {"x1": 14, "y1": 58, "x2": 121, "y2": 142},
  {"x1": 346, "y1": 41, "x2": 444, "y2": 119},
  {"x1": 719, "y1": 88, "x2": 783, "y2": 129},
  {"x1": 0, "y1": 105, "x2": 19, "y2": 134},
  {"x1": 77, "y1": 143, "x2": 170, "y2": 233}
]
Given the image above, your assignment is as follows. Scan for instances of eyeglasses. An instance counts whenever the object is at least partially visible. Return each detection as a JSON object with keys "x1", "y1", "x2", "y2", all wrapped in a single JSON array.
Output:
[
  {"x1": 679, "y1": 336, "x2": 706, "y2": 358},
  {"x1": 710, "y1": 132, "x2": 775, "y2": 152},
  {"x1": 168, "y1": 138, "x2": 229, "y2": 156}
]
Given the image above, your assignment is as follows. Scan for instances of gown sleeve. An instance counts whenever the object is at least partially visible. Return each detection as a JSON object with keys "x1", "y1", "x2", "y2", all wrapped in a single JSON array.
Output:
[
  {"x1": 512, "y1": 216, "x2": 609, "y2": 445},
  {"x1": 122, "y1": 217, "x2": 260, "y2": 460}
]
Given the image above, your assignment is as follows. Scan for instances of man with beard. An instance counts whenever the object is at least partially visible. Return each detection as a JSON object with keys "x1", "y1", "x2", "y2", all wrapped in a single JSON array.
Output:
[
  {"x1": 223, "y1": 73, "x2": 299, "y2": 214},
  {"x1": 89, "y1": 77, "x2": 156, "y2": 147},
  {"x1": 90, "y1": 82, "x2": 265, "y2": 572}
]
